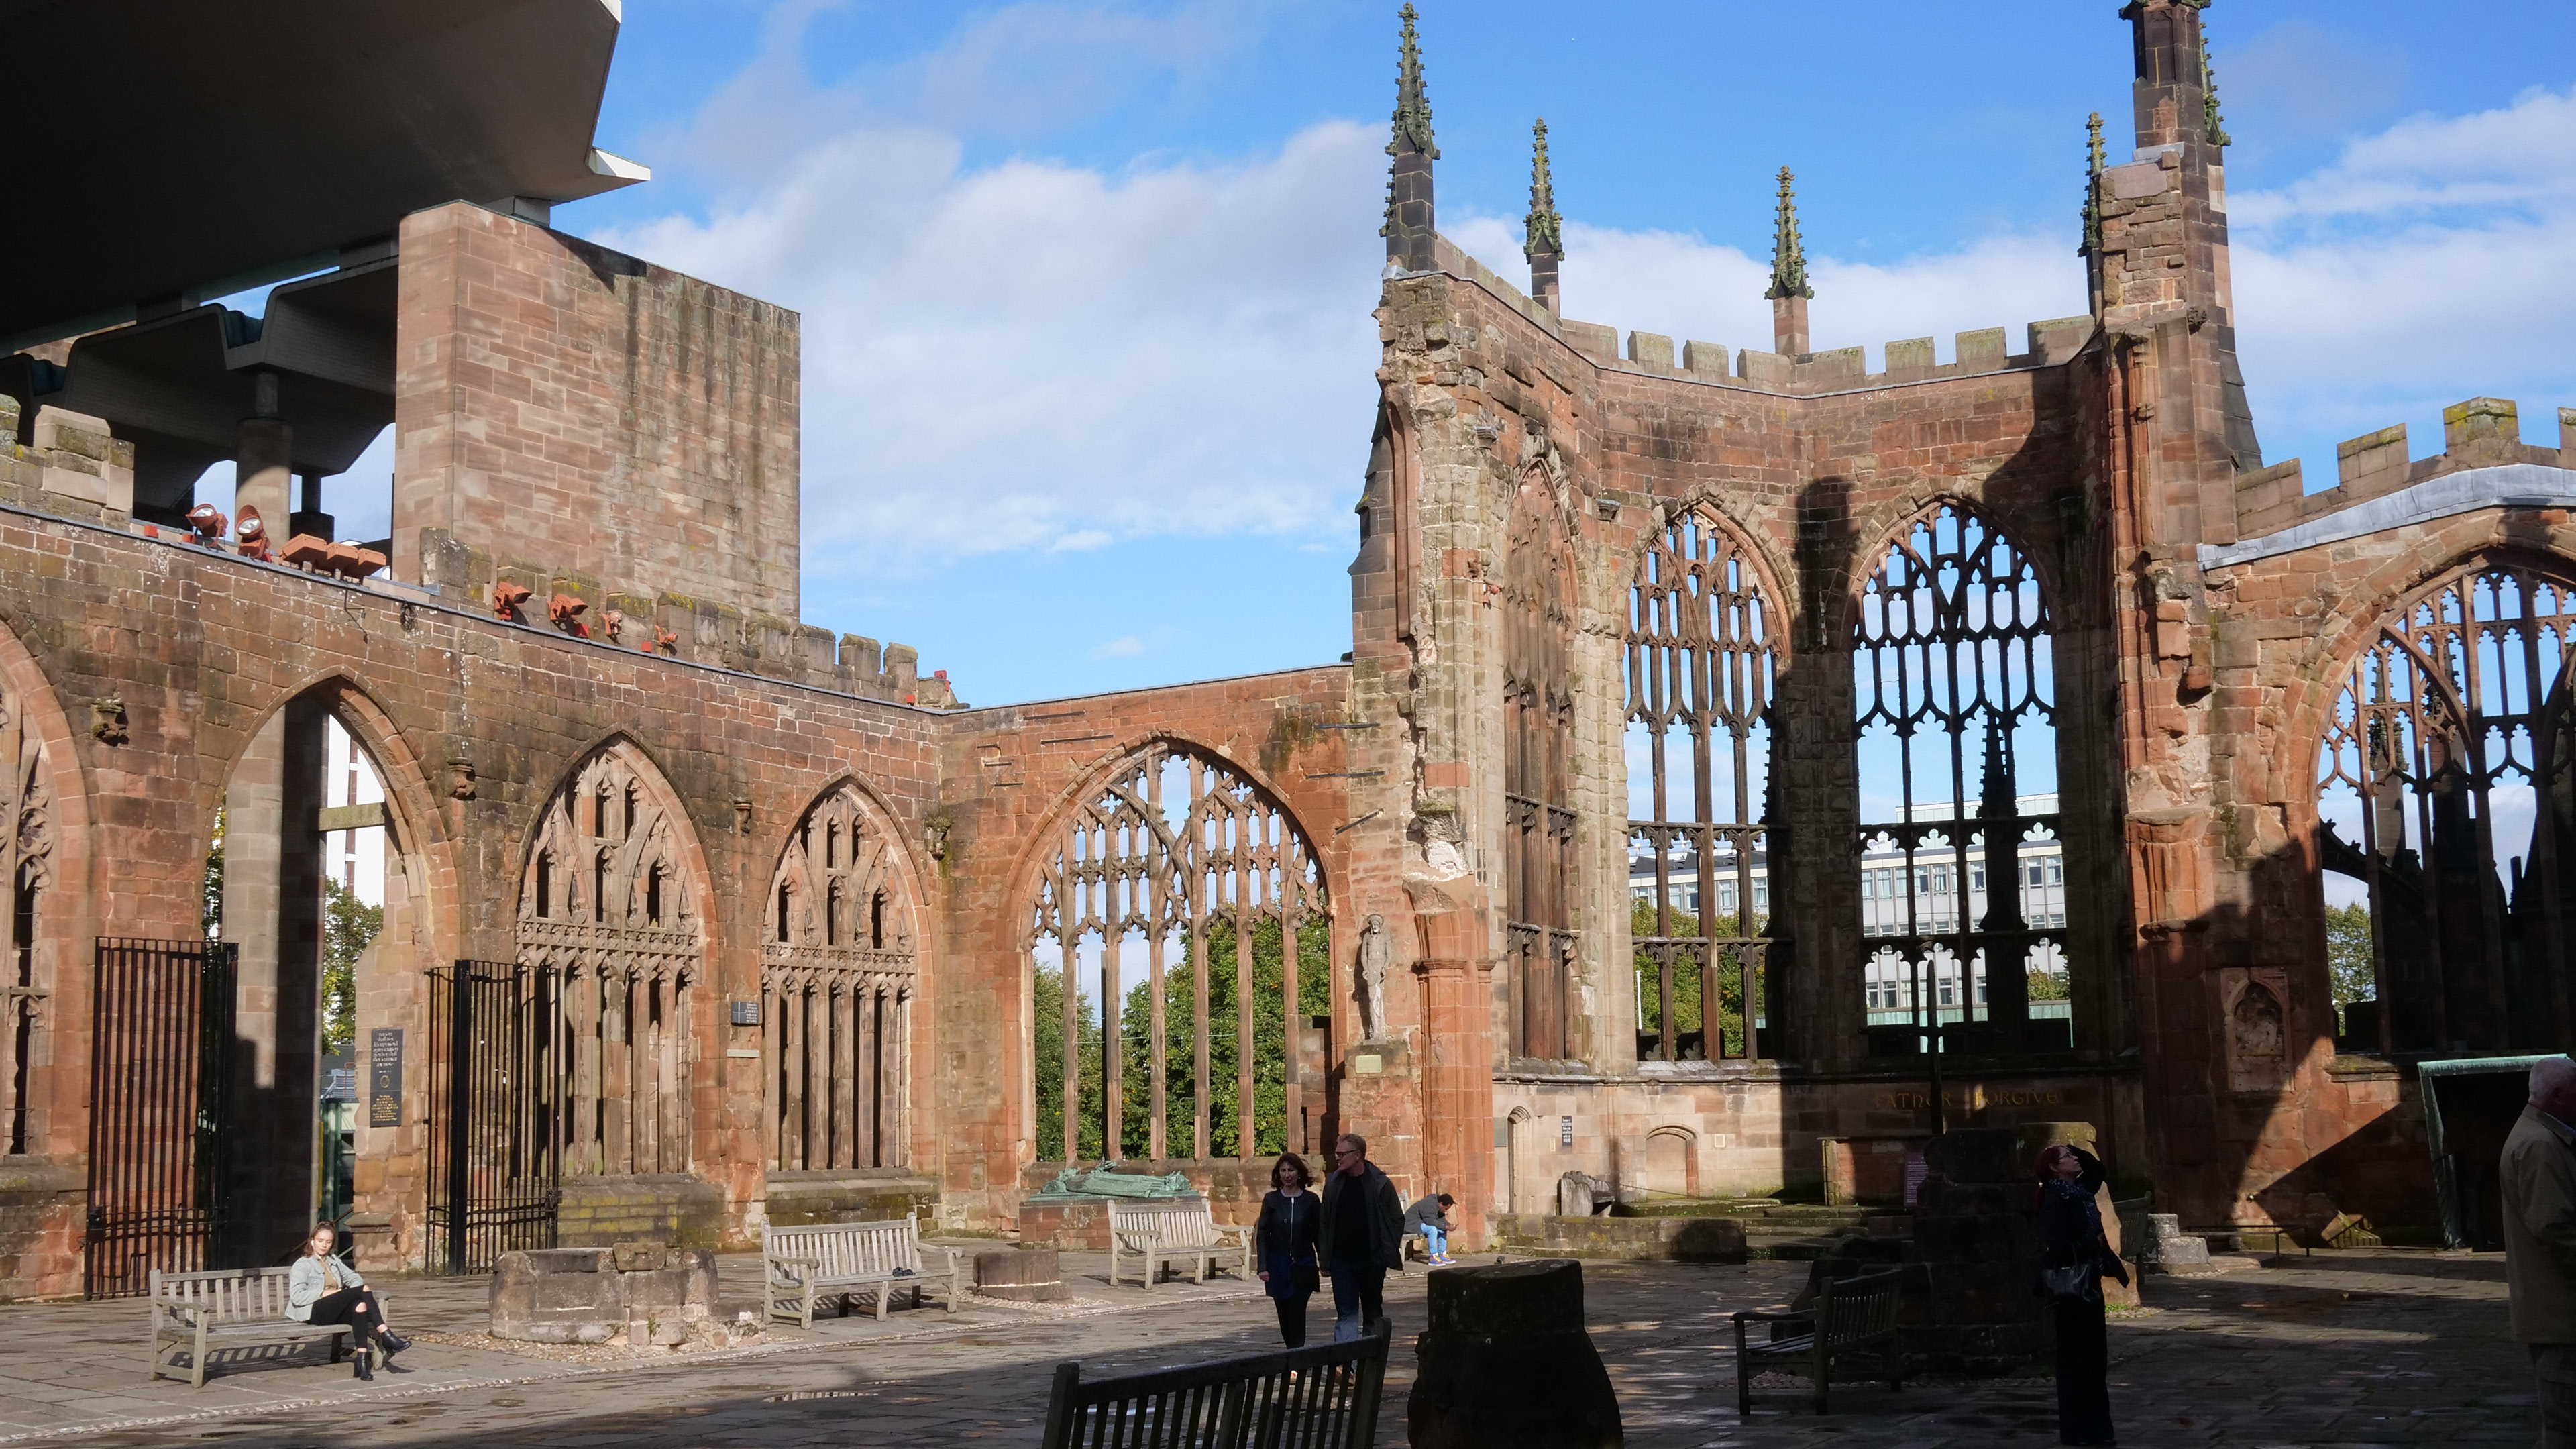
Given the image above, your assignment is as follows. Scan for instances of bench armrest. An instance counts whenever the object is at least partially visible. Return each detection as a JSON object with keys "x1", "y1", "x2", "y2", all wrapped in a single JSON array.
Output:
[
  {"x1": 767, "y1": 1254, "x2": 822, "y2": 1282},
  {"x1": 1729, "y1": 1309, "x2": 1812, "y2": 1325},
  {"x1": 152, "y1": 1297, "x2": 209, "y2": 1327},
  {"x1": 918, "y1": 1244, "x2": 959, "y2": 1271}
]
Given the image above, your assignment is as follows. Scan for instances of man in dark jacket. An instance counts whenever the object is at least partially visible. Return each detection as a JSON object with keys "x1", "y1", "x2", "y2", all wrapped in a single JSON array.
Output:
[
  {"x1": 2504, "y1": 1055, "x2": 2576, "y2": 1446},
  {"x1": 1318, "y1": 1132, "x2": 1404, "y2": 1342}
]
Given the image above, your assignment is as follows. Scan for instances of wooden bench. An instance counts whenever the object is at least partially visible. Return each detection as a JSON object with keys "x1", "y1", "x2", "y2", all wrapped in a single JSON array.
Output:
[
  {"x1": 762, "y1": 1212, "x2": 962, "y2": 1328},
  {"x1": 1041, "y1": 1318, "x2": 1389, "y2": 1448},
  {"x1": 1731, "y1": 1266, "x2": 1904, "y2": 1414},
  {"x1": 148, "y1": 1266, "x2": 374, "y2": 1388},
  {"x1": 1107, "y1": 1198, "x2": 1251, "y2": 1291}
]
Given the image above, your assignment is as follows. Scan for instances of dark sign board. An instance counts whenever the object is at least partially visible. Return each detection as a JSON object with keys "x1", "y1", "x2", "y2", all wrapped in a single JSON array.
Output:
[{"x1": 368, "y1": 1027, "x2": 402, "y2": 1128}]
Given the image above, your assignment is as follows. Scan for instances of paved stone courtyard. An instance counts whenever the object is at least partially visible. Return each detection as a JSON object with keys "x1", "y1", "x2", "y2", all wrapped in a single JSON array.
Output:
[{"x1": 0, "y1": 1248, "x2": 2526, "y2": 1447}]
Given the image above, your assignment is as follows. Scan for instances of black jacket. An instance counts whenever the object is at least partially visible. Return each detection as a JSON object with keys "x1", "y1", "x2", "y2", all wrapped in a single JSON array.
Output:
[
  {"x1": 1254, "y1": 1188, "x2": 1321, "y2": 1265},
  {"x1": 1318, "y1": 1162, "x2": 1405, "y2": 1270}
]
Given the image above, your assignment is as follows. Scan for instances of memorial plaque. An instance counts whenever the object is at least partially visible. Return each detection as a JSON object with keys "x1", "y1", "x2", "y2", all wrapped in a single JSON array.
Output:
[{"x1": 368, "y1": 1027, "x2": 402, "y2": 1127}]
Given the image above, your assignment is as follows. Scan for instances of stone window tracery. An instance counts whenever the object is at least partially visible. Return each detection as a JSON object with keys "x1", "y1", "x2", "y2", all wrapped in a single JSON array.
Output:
[
  {"x1": 515, "y1": 745, "x2": 702, "y2": 1176},
  {"x1": 2317, "y1": 561, "x2": 2576, "y2": 1053},
  {"x1": 0, "y1": 681, "x2": 48, "y2": 1156},
  {"x1": 1852, "y1": 504, "x2": 2065, "y2": 1055},
  {"x1": 1624, "y1": 507, "x2": 1775, "y2": 1062},
  {"x1": 764, "y1": 784, "x2": 916, "y2": 1172},
  {"x1": 1026, "y1": 743, "x2": 1329, "y2": 1164},
  {"x1": 1503, "y1": 474, "x2": 1579, "y2": 1063}
]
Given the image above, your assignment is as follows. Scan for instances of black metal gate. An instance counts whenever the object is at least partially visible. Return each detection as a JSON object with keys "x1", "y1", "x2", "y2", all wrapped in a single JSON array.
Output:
[
  {"x1": 85, "y1": 938, "x2": 235, "y2": 1299},
  {"x1": 427, "y1": 959, "x2": 563, "y2": 1273}
]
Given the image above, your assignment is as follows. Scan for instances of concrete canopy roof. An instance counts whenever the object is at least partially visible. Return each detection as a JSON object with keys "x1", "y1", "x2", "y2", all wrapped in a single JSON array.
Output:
[{"x1": 0, "y1": 0, "x2": 646, "y2": 351}]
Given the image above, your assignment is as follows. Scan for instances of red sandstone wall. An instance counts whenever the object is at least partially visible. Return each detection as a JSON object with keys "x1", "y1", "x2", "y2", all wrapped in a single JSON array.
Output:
[{"x1": 392, "y1": 202, "x2": 801, "y2": 623}]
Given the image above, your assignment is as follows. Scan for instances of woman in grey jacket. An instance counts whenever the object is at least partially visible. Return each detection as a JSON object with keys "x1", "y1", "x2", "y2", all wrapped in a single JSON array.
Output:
[{"x1": 288, "y1": 1224, "x2": 408, "y2": 1379}]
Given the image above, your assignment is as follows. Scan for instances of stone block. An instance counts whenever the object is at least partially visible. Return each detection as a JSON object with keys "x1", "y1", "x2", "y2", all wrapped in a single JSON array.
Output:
[
  {"x1": 1558, "y1": 319, "x2": 1617, "y2": 361},
  {"x1": 1680, "y1": 340, "x2": 1731, "y2": 379},
  {"x1": 2337, "y1": 423, "x2": 2410, "y2": 493},
  {"x1": 975, "y1": 1246, "x2": 1072, "y2": 1301},
  {"x1": 2560, "y1": 406, "x2": 2575, "y2": 465},
  {"x1": 1955, "y1": 328, "x2": 2008, "y2": 370},
  {"x1": 1801, "y1": 347, "x2": 1865, "y2": 387},
  {"x1": 1410, "y1": 1259, "x2": 1621, "y2": 1449},
  {"x1": 1884, "y1": 337, "x2": 1935, "y2": 377},
  {"x1": 2026, "y1": 315, "x2": 2096, "y2": 366},
  {"x1": 1738, "y1": 349, "x2": 1793, "y2": 388},
  {"x1": 2443, "y1": 396, "x2": 2519, "y2": 461},
  {"x1": 1625, "y1": 331, "x2": 1674, "y2": 371},
  {"x1": 1921, "y1": 1126, "x2": 2021, "y2": 1185}
]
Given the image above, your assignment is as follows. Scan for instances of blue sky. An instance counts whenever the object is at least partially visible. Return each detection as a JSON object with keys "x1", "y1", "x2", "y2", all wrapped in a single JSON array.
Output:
[{"x1": 284, "y1": 1, "x2": 2576, "y2": 708}]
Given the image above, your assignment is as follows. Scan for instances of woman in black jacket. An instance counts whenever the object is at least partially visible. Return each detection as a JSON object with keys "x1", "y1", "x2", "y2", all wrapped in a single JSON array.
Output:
[
  {"x1": 1253, "y1": 1152, "x2": 1322, "y2": 1348},
  {"x1": 2034, "y1": 1143, "x2": 2126, "y2": 1446}
]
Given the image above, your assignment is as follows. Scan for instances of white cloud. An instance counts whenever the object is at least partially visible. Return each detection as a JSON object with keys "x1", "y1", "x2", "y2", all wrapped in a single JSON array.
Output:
[
  {"x1": 1090, "y1": 634, "x2": 1148, "y2": 659},
  {"x1": 597, "y1": 119, "x2": 1386, "y2": 574},
  {"x1": 1048, "y1": 529, "x2": 1114, "y2": 553}
]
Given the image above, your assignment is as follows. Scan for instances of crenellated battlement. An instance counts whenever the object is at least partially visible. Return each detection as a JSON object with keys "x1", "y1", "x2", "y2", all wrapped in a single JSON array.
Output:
[
  {"x1": 2232, "y1": 398, "x2": 2576, "y2": 540},
  {"x1": 1424, "y1": 231, "x2": 2094, "y2": 398}
]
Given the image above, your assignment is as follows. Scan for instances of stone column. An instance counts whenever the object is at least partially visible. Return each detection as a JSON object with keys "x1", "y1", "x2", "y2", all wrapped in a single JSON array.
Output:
[
  {"x1": 1407, "y1": 879, "x2": 1494, "y2": 1249},
  {"x1": 235, "y1": 370, "x2": 292, "y2": 538}
]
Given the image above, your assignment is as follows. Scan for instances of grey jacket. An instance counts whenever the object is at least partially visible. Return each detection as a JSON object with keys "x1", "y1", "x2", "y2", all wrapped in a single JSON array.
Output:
[
  {"x1": 285, "y1": 1254, "x2": 366, "y2": 1320},
  {"x1": 2504, "y1": 1104, "x2": 2576, "y2": 1342}
]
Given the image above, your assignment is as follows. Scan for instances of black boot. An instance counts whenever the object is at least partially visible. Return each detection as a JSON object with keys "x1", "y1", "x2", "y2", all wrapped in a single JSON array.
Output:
[
  {"x1": 352, "y1": 1345, "x2": 374, "y2": 1381},
  {"x1": 377, "y1": 1329, "x2": 409, "y2": 1358}
]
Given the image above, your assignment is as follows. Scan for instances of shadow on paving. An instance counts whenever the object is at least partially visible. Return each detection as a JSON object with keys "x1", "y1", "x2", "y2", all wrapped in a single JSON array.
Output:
[{"x1": 32, "y1": 1253, "x2": 2539, "y2": 1449}]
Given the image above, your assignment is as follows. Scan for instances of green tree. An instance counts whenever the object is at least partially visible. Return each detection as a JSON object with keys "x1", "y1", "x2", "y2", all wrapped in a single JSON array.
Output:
[
  {"x1": 201, "y1": 807, "x2": 225, "y2": 940},
  {"x1": 1118, "y1": 918, "x2": 1330, "y2": 1162},
  {"x1": 1032, "y1": 962, "x2": 1104, "y2": 1161},
  {"x1": 2027, "y1": 968, "x2": 2071, "y2": 1002},
  {"x1": 2323, "y1": 902, "x2": 2375, "y2": 1032},
  {"x1": 1632, "y1": 898, "x2": 1763, "y2": 1056},
  {"x1": 320, "y1": 879, "x2": 381, "y2": 1058}
]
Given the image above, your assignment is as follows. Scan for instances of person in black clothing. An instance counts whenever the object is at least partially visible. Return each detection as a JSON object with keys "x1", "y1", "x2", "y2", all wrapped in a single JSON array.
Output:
[
  {"x1": 1318, "y1": 1132, "x2": 1404, "y2": 1342},
  {"x1": 1253, "y1": 1152, "x2": 1322, "y2": 1348},
  {"x1": 2034, "y1": 1143, "x2": 2126, "y2": 1446}
]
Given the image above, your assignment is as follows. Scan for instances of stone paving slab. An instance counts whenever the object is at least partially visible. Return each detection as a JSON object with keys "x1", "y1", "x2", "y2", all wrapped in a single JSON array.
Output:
[{"x1": 0, "y1": 1248, "x2": 2530, "y2": 1447}]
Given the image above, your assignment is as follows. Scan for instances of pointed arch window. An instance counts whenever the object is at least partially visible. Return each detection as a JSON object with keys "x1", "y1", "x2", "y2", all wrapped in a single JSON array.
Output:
[
  {"x1": 516, "y1": 745, "x2": 704, "y2": 1176},
  {"x1": 1503, "y1": 475, "x2": 1579, "y2": 1063},
  {"x1": 1026, "y1": 743, "x2": 1330, "y2": 1163},
  {"x1": 2318, "y1": 561, "x2": 2576, "y2": 1054},
  {"x1": 0, "y1": 680, "x2": 50, "y2": 1155},
  {"x1": 1625, "y1": 508, "x2": 1775, "y2": 1062},
  {"x1": 1853, "y1": 504, "x2": 2065, "y2": 1056},
  {"x1": 765, "y1": 783, "x2": 918, "y2": 1172}
]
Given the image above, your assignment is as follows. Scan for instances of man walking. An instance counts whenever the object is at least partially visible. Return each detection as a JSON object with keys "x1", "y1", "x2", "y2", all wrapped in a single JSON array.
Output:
[
  {"x1": 1318, "y1": 1132, "x2": 1403, "y2": 1341},
  {"x1": 2504, "y1": 1055, "x2": 2576, "y2": 1447}
]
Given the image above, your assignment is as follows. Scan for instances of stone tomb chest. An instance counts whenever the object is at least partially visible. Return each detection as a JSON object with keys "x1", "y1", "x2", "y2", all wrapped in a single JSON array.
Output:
[{"x1": 491, "y1": 1241, "x2": 752, "y2": 1346}]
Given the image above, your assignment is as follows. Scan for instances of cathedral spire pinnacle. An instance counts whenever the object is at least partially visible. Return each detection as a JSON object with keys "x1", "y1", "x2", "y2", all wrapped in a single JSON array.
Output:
[
  {"x1": 2200, "y1": 41, "x2": 2232, "y2": 148},
  {"x1": 1765, "y1": 166, "x2": 1812, "y2": 355},
  {"x1": 1523, "y1": 117, "x2": 1562, "y2": 316},
  {"x1": 1379, "y1": 3, "x2": 1438, "y2": 274},
  {"x1": 2080, "y1": 112, "x2": 2105, "y2": 256}
]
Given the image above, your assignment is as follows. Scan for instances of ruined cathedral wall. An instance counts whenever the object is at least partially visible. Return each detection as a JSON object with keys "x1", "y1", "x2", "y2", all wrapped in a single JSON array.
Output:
[
  {"x1": 932, "y1": 669, "x2": 1355, "y2": 1232},
  {"x1": 392, "y1": 202, "x2": 803, "y2": 626},
  {"x1": 0, "y1": 504, "x2": 945, "y2": 1285}
]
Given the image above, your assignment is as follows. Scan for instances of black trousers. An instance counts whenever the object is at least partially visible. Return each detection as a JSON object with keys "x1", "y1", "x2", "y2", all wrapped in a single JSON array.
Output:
[
  {"x1": 1272, "y1": 1294, "x2": 1309, "y2": 1350},
  {"x1": 2052, "y1": 1297, "x2": 2113, "y2": 1445},
  {"x1": 307, "y1": 1287, "x2": 388, "y2": 1343},
  {"x1": 1328, "y1": 1260, "x2": 1385, "y2": 1339}
]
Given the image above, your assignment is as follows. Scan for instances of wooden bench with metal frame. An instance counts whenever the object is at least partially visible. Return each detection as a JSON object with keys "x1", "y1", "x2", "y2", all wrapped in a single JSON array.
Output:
[
  {"x1": 1731, "y1": 1266, "x2": 1904, "y2": 1415},
  {"x1": 147, "y1": 1265, "x2": 378, "y2": 1388},
  {"x1": 1106, "y1": 1198, "x2": 1252, "y2": 1291},
  {"x1": 1040, "y1": 1318, "x2": 1390, "y2": 1448},
  {"x1": 761, "y1": 1212, "x2": 963, "y2": 1328}
]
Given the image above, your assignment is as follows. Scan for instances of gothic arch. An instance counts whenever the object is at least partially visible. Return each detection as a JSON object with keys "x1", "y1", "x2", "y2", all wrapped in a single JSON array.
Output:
[
  {"x1": 514, "y1": 737, "x2": 713, "y2": 1177},
  {"x1": 1831, "y1": 492, "x2": 2072, "y2": 645},
  {"x1": 1502, "y1": 467, "x2": 1580, "y2": 1063},
  {"x1": 2306, "y1": 551, "x2": 2576, "y2": 1054},
  {"x1": 762, "y1": 777, "x2": 922, "y2": 1171},
  {"x1": 1847, "y1": 497, "x2": 2070, "y2": 1057},
  {"x1": 1624, "y1": 500, "x2": 1781, "y2": 1063},
  {"x1": 1018, "y1": 737, "x2": 1334, "y2": 1166},
  {"x1": 0, "y1": 612, "x2": 89, "y2": 1159}
]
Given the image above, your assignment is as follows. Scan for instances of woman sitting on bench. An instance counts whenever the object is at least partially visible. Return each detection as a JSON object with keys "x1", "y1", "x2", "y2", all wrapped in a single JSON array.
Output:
[{"x1": 287, "y1": 1224, "x2": 410, "y2": 1380}]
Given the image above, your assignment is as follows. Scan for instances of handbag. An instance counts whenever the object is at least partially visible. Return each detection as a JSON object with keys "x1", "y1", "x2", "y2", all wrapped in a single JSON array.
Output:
[{"x1": 2040, "y1": 1263, "x2": 2094, "y2": 1301}]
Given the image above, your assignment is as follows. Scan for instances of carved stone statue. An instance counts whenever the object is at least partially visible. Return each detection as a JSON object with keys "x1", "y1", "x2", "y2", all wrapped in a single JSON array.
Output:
[
  {"x1": 1358, "y1": 912, "x2": 1392, "y2": 1042},
  {"x1": 1028, "y1": 1162, "x2": 1196, "y2": 1199}
]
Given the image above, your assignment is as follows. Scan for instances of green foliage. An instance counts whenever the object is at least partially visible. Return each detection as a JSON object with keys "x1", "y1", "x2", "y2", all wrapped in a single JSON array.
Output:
[
  {"x1": 2027, "y1": 969, "x2": 2071, "y2": 1002},
  {"x1": 1036, "y1": 919, "x2": 1330, "y2": 1164},
  {"x1": 321, "y1": 879, "x2": 380, "y2": 1059},
  {"x1": 201, "y1": 807, "x2": 225, "y2": 941},
  {"x1": 1631, "y1": 898, "x2": 1763, "y2": 1056},
  {"x1": 2324, "y1": 902, "x2": 2375, "y2": 1032}
]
